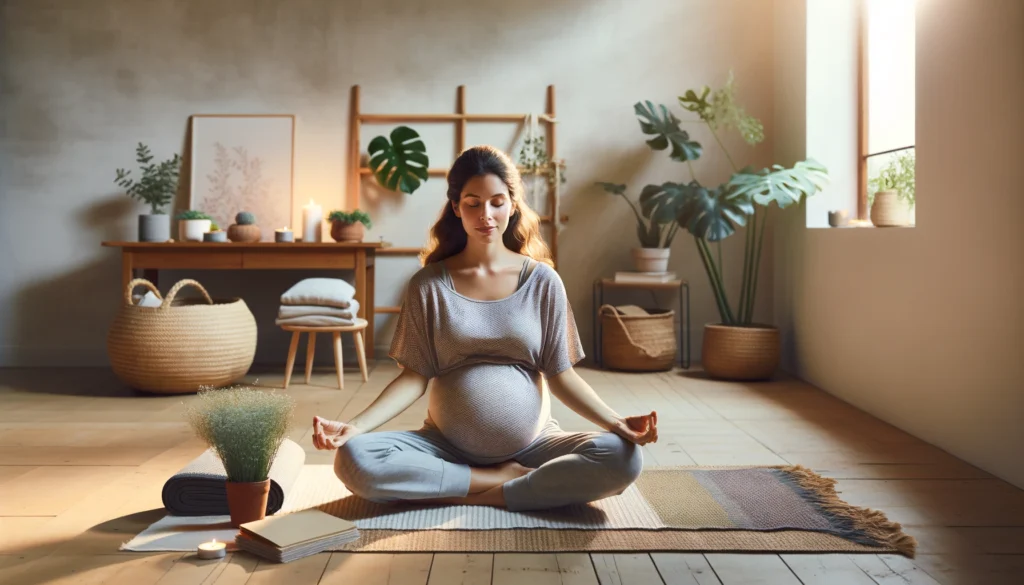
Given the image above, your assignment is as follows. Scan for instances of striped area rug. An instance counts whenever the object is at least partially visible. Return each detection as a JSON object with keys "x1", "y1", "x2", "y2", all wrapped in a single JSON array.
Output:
[{"x1": 121, "y1": 464, "x2": 916, "y2": 556}]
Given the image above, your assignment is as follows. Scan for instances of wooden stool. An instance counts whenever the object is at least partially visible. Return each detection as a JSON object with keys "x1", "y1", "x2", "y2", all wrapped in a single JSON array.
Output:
[{"x1": 281, "y1": 318, "x2": 369, "y2": 389}]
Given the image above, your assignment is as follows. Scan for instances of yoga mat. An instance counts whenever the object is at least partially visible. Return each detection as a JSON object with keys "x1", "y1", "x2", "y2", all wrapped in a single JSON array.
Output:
[
  {"x1": 160, "y1": 438, "x2": 305, "y2": 516},
  {"x1": 126, "y1": 464, "x2": 916, "y2": 556}
]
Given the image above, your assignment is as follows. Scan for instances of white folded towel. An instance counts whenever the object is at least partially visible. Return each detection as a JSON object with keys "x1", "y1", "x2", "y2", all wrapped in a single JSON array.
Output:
[
  {"x1": 275, "y1": 315, "x2": 358, "y2": 327},
  {"x1": 280, "y1": 278, "x2": 355, "y2": 309},
  {"x1": 277, "y1": 301, "x2": 359, "y2": 320}
]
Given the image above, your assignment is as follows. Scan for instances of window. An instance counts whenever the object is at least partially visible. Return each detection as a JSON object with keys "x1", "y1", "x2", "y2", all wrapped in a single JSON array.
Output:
[{"x1": 859, "y1": 0, "x2": 916, "y2": 222}]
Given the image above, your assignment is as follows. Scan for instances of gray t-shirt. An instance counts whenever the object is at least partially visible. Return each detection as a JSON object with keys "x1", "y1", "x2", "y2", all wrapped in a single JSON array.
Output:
[{"x1": 389, "y1": 258, "x2": 585, "y2": 457}]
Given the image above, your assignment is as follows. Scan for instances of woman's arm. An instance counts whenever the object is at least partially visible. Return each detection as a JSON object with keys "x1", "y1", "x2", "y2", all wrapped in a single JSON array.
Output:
[
  {"x1": 547, "y1": 367, "x2": 658, "y2": 445},
  {"x1": 346, "y1": 367, "x2": 429, "y2": 433},
  {"x1": 313, "y1": 367, "x2": 429, "y2": 450}
]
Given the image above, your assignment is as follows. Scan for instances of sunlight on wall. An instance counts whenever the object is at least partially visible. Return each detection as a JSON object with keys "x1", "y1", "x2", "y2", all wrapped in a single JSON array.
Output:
[{"x1": 867, "y1": 0, "x2": 916, "y2": 154}]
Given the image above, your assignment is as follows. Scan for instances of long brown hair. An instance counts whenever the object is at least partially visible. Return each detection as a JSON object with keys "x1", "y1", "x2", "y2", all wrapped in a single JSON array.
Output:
[{"x1": 420, "y1": 145, "x2": 553, "y2": 267}]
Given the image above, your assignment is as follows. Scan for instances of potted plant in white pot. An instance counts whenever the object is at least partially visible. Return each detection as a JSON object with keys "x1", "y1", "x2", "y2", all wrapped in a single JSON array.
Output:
[
  {"x1": 595, "y1": 181, "x2": 680, "y2": 272},
  {"x1": 868, "y1": 148, "x2": 915, "y2": 227},
  {"x1": 185, "y1": 386, "x2": 295, "y2": 527},
  {"x1": 599, "y1": 73, "x2": 830, "y2": 380},
  {"x1": 114, "y1": 143, "x2": 181, "y2": 242},
  {"x1": 176, "y1": 210, "x2": 214, "y2": 242},
  {"x1": 328, "y1": 209, "x2": 372, "y2": 243}
]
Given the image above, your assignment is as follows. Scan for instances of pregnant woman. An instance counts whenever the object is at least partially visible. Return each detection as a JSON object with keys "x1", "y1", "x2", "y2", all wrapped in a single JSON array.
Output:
[{"x1": 312, "y1": 145, "x2": 658, "y2": 511}]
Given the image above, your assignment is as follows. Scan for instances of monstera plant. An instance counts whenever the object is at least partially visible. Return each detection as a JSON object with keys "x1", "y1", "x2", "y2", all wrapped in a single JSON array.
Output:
[
  {"x1": 597, "y1": 73, "x2": 830, "y2": 381},
  {"x1": 367, "y1": 126, "x2": 429, "y2": 194}
]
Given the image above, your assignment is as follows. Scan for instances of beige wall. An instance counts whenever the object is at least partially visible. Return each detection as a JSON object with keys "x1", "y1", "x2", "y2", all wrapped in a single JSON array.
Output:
[
  {"x1": 0, "y1": 0, "x2": 776, "y2": 367},
  {"x1": 774, "y1": 0, "x2": 1024, "y2": 488}
]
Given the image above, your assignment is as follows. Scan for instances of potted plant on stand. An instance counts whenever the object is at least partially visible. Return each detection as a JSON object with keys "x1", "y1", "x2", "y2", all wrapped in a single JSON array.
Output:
[
  {"x1": 598, "y1": 73, "x2": 830, "y2": 380},
  {"x1": 328, "y1": 209, "x2": 372, "y2": 243},
  {"x1": 115, "y1": 143, "x2": 181, "y2": 242},
  {"x1": 595, "y1": 182, "x2": 681, "y2": 272},
  {"x1": 186, "y1": 386, "x2": 296, "y2": 527},
  {"x1": 868, "y1": 148, "x2": 915, "y2": 227}
]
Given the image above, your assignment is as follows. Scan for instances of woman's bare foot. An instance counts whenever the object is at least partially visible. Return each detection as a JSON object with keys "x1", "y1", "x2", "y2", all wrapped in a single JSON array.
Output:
[{"x1": 468, "y1": 460, "x2": 533, "y2": 494}]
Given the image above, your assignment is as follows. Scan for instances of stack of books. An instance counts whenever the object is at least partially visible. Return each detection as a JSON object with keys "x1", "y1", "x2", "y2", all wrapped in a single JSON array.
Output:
[
  {"x1": 614, "y1": 271, "x2": 677, "y2": 283},
  {"x1": 235, "y1": 509, "x2": 360, "y2": 563}
]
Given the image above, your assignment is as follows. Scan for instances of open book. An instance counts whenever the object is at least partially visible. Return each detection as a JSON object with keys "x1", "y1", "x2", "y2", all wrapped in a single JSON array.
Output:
[{"x1": 235, "y1": 509, "x2": 360, "y2": 563}]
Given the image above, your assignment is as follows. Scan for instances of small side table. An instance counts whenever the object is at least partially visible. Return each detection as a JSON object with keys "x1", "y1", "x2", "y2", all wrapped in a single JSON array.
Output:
[
  {"x1": 592, "y1": 278, "x2": 690, "y2": 369},
  {"x1": 281, "y1": 319, "x2": 370, "y2": 389}
]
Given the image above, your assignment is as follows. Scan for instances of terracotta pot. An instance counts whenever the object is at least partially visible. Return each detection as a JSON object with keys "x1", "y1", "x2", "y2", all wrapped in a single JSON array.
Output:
[
  {"x1": 331, "y1": 221, "x2": 365, "y2": 243},
  {"x1": 228, "y1": 224, "x2": 261, "y2": 243},
  {"x1": 701, "y1": 323, "x2": 780, "y2": 381},
  {"x1": 225, "y1": 479, "x2": 270, "y2": 527},
  {"x1": 631, "y1": 247, "x2": 670, "y2": 273}
]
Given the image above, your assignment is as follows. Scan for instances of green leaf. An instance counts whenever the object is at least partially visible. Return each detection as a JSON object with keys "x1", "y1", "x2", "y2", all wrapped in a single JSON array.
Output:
[
  {"x1": 633, "y1": 101, "x2": 702, "y2": 162},
  {"x1": 639, "y1": 182, "x2": 688, "y2": 224},
  {"x1": 595, "y1": 181, "x2": 626, "y2": 196},
  {"x1": 726, "y1": 158, "x2": 829, "y2": 208},
  {"x1": 367, "y1": 126, "x2": 429, "y2": 194},
  {"x1": 676, "y1": 182, "x2": 754, "y2": 242}
]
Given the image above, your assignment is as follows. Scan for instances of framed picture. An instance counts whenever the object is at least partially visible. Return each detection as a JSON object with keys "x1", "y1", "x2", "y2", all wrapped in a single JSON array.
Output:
[{"x1": 189, "y1": 114, "x2": 295, "y2": 240}]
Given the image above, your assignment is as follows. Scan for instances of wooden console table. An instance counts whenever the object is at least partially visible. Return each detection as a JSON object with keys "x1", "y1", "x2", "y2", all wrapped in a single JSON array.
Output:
[{"x1": 101, "y1": 241, "x2": 386, "y2": 358}]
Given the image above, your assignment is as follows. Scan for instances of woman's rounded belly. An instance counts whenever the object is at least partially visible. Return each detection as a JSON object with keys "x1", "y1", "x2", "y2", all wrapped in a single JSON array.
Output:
[{"x1": 429, "y1": 363, "x2": 546, "y2": 458}]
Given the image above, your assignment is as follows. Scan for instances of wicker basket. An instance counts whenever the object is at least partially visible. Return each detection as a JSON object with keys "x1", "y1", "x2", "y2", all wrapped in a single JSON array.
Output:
[
  {"x1": 107, "y1": 278, "x2": 257, "y2": 394},
  {"x1": 870, "y1": 190, "x2": 909, "y2": 227},
  {"x1": 701, "y1": 323, "x2": 780, "y2": 381},
  {"x1": 599, "y1": 304, "x2": 676, "y2": 372}
]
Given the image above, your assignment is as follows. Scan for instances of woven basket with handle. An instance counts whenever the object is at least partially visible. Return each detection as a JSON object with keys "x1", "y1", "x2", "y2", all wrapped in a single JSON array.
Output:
[
  {"x1": 599, "y1": 304, "x2": 676, "y2": 372},
  {"x1": 106, "y1": 278, "x2": 257, "y2": 394}
]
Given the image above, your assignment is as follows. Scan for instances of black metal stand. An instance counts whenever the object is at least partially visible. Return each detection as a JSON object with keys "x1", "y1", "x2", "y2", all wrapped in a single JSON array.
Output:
[{"x1": 592, "y1": 278, "x2": 690, "y2": 369}]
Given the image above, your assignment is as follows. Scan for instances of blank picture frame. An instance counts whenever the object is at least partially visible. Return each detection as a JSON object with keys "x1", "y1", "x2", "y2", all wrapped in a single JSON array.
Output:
[{"x1": 189, "y1": 114, "x2": 295, "y2": 239}]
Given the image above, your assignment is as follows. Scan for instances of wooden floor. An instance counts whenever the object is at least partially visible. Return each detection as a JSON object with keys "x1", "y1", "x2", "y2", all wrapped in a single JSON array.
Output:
[{"x1": 1, "y1": 363, "x2": 1022, "y2": 584}]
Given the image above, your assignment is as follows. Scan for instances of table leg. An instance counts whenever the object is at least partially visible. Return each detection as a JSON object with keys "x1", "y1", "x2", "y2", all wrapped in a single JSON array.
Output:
[
  {"x1": 121, "y1": 252, "x2": 134, "y2": 295},
  {"x1": 366, "y1": 254, "x2": 375, "y2": 360},
  {"x1": 354, "y1": 250, "x2": 368, "y2": 358},
  {"x1": 682, "y1": 282, "x2": 691, "y2": 369},
  {"x1": 333, "y1": 331, "x2": 344, "y2": 390},
  {"x1": 284, "y1": 331, "x2": 300, "y2": 389},
  {"x1": 305, "y1": 333, "x2": 316, "y2": 384}
]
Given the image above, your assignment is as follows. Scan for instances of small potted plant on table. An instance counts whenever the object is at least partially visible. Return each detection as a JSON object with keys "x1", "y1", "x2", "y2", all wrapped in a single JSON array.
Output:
[
  {"x1": 176, "y1": 210, "x2": 214, "y2": 242},
  {"x1": 185, "y1": 386, "x2": 296, "y2": 527},
  {"x1": 328, "y1": 209, "x2": 372, "y2": 243},
  {"x1": 114, "y1": 143, "x2": 181, "y2": 242},
  {"x1": 868, "y1": 149, "x2": 915, "y2": 227}
]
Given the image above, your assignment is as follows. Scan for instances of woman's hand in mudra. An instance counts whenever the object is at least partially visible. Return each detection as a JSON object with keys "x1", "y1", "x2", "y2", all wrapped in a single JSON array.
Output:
[
  {"x1": 611, "y1": 411, "x2": 658, "y2": 445},
  {"x1": 312, "y1": 415, "x2": 363, "y2": 451}
]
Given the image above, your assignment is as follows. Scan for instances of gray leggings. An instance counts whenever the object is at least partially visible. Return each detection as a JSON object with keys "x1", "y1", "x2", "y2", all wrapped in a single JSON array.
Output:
[{"x1": 333, "y1": 418, "x2": 643, "y2": 512}]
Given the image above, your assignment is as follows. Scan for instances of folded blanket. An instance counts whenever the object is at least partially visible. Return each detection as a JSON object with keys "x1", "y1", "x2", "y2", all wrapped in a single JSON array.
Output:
[
  {"x1": 281, "y1": 278, "x2": 355, "y2": 309},
  {"x1": 161, "y1": 438, "x2": 305, "y2": 516},
  {"x1": 275, "y1": 315, "x2": 357, "y2": 327},
  {"x1": 277, "y1": 300, "x2": 359, "y2": 320}
]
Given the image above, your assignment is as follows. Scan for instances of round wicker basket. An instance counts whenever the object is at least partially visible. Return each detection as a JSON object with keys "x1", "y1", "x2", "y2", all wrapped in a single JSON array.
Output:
[
  {"x1": 701, "y1": 323, "x2": 780, "y2": 381},
  {"x1": 599, "y1": 304, "x2": 676, "y2": 372},
  {"x1": 107, "y1": 279, "x2": 257, "y2": 394},
  {"x1": 870, "y1": 190, "x2": 908, "y2": 227}
]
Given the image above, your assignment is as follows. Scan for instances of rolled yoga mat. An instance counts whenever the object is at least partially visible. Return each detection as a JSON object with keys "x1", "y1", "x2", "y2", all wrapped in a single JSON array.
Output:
[{"x1": 161, "y1": 438, "x2": 306, "y2": 516}]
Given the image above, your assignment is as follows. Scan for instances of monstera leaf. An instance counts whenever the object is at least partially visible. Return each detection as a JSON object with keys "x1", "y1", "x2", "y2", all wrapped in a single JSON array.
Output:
[
  {"x1": 639, "y1": 182, "x2": 688, "y2": 224},
  {"x1": 633, "y1": 101, "x2": 702, "y2": 162},
  {"x1": 367, "y1": 126, "x2": 429, "y2": 194},
  {"x1": 676, "y1": 182, "x2": 754, "y2": 242},
  {"x1": 726, "y1": 158, "x2": 829, "y2": 208}
]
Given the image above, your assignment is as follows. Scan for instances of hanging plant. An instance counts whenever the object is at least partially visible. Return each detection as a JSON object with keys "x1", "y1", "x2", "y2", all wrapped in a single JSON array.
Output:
[{"x1": 367, "y1": 126, "x2": 429, "y2": 194}]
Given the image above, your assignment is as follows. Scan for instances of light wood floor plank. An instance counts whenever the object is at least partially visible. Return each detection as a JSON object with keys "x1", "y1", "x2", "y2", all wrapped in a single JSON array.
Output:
[
  {"x1": 426, "y1": 553, "x2": 492, "y2": 585},
  {"x1": 779, "y1": 554, "x2": 877, "y2": 585},
  {"x1": 704, "y1": 554, "x2": 801, "y2": 585},
  {"x1": 649, "y1": 553, "x2": 722, "y2": 584},
  {"x1": 591, "y1": 553, "x2": 663, "y2": 585}
]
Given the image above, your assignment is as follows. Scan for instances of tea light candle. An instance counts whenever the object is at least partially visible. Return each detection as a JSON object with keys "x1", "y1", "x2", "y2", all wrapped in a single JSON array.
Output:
[
  {"x1": 275, "y1": 227, "x2": 294, "y2": 243},
  {"x1": 302, "y1": 199, "x2": 322, "y2": 243},
  {"x1": 197, "y1": 538, "x2": 226, "y2": 559}
]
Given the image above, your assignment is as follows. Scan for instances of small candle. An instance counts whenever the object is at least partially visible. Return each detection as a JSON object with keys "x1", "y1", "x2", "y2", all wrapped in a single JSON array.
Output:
[
  {"x1": 275, "y1": 227, "x2": 294, "y2": 243},
  {"x1": 302, "y1": 199, "x2": 322, "y2": 243},
  {"x1": 197, "y1": 538, "x2": 226, "y2": 560}
]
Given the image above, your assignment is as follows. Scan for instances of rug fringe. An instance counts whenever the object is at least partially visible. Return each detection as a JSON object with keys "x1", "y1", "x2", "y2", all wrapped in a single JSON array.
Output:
[{"x1": 776, "y1": 465, "x2": 917, "y2": 558}]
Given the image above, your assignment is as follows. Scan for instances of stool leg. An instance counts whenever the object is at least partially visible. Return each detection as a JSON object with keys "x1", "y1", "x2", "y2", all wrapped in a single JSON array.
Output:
[
  {"x1": 332, "y1": 331, "x2": 344, "y2": 390},
  {"x1": 353, "y1": 330, "x2": 368, "y2": 382},
  {"x1": 305, "y1": 332, "x2": 316, "y2": 384},
  {"x1": 283, "y1": 331, "x2": 300, "y2": 389}
]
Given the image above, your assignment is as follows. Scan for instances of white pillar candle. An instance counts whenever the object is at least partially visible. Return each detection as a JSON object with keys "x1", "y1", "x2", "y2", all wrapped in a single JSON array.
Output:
[
  {"x1": 197, "y1": 539, "x2": 226, "y2": 559},
  {"x1": 302, "y1": 200, "x2": 322, "y2": 243}
]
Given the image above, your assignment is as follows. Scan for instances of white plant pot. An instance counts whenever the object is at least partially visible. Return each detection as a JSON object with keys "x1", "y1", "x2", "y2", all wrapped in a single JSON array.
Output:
[
  {"x1": 631, "y1": 247, "x2": 671, "y2": 273},
  {"x1": 178, "y1": 219, "x2": 212, "y2": 242},
  {"x1": 870, "y1": 190, "x2": 910, "y2": 227}
]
